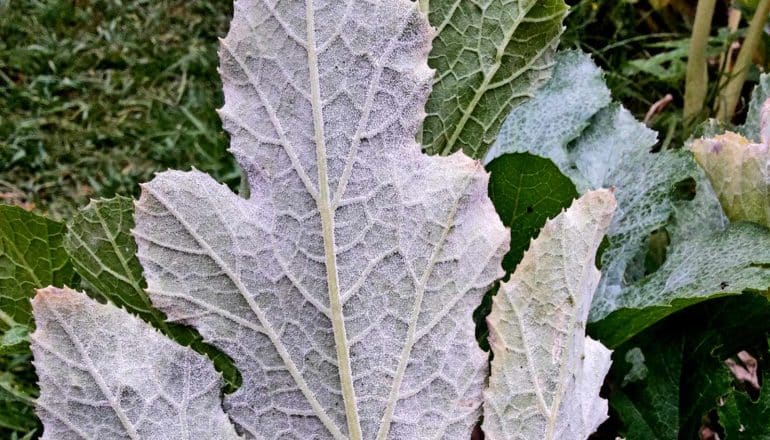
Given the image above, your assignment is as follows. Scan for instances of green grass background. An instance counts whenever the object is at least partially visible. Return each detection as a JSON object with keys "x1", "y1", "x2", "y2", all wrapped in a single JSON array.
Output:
[{"x1": 1, "y1": 0, "x2": 238, "y2": 219}]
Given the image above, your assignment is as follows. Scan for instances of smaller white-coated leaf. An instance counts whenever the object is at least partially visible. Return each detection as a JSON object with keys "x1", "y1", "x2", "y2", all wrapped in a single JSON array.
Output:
[
  {"x1": 483, "y1": 189, "x2": 616, "y2": 440},
  {"x1": 30, "y1": 286, "x2": 240, "y2": 440}
]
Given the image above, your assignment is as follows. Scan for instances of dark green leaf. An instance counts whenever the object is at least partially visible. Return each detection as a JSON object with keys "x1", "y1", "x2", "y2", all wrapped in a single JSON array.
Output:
[
  {"x1": 486, "y1": 152, "x2": 578, "y2": 272},
  {"x1": 592, "y1": 222, "x2": 770, "y2": 347},
  {"x1": 422, "y1": 0, "x2": 567, "y2": 158},
  {"x1": 0, "y1": 204, "x2": 74, "y2": 327},
  {"x1": 0, "y1": 326, "x2": 29, "y2": 356}
]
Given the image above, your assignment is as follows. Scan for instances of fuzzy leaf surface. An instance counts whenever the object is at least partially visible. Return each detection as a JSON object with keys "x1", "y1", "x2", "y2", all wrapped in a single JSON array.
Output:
[
  {"x1": 422, "y1": 0, "x2": 567, "y2": 158},
  {"x1": 486, "y1": 51, "x2": 763, "y2": 346},
  {"x1": 64, "y1": 197, "x2": 240, "y2": 389},
  {"x1": 133, "y1": 1, "x2": 508, "y2": 438},
  {"x1": 30, "y1": 287, "x2": 240, "y2": 440},
  {"x1": 483, "y1": 189, "x2": 615, "y2": 440},
  {"x1": 740, "y1": 73, "x2": 770, "y2": 141},
  {"x1": 484, "y1": 50, "x2": 611, "y2": 165}
]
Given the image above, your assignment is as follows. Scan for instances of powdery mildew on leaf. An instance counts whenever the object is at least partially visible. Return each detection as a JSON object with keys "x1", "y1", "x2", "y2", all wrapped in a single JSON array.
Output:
[
  {"x1": 484, "y1": 50, "x2": 611, "y2": 166},
  {"x1": 485, "y1": 51, "x2": 735, "y2": 331},
  {"x1": 30, "y1": 287, "x2": 240, "y2": 440},
  {"x1": 483, "y1": 189, "x2": 615, "y2": 440},
  {"x1": 133, "y1": 0, "x2": 508, "y2": 438},
  {"x1": 423, "y1": 0, "x2": 567, "y2": 158}
]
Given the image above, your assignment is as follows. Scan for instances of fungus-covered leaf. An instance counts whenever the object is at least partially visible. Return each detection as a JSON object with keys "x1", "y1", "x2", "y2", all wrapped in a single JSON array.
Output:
[
  {"x1": 484, "y1": 50, "x2": 612, "y2": 166},
  {"x1": 30, "y1": 286, "x2": 241, "y2": 440},
  {"x1": 483, "y1": 189, "x2": 616, "y2": 439},
  {"x1": 64, "y1": 197, "x2": 240, "y2": 389},
  {"x1": 422, "y1": 0, "x2": 568, "y2": 158},
  {"x1": 132, "y1": 0, "x2": 508, "y2": 438},
  {"x1": 739, "y1": 73, "x2": 770, "y2": 140},
  {"x1": 484, "y1": 51, "x2": 770, "y2": 347}
]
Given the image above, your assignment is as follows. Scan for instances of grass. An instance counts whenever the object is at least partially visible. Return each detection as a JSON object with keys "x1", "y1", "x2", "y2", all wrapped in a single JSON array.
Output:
[{"x1": 0, "y1": 0, "x2": 237, "y2": 220}]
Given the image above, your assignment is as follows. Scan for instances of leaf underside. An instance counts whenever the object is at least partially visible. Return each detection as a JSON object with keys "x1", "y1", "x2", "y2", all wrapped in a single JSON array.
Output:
[
  {"x1": 30, "y1": 287, "x2": 240, "y2": 440},
  {"x1": 483, "y1": 189, "x2": 616, "y2": 440},
  {"x1": 131, "y1": 0, "x2": 508, "y2": 439}
]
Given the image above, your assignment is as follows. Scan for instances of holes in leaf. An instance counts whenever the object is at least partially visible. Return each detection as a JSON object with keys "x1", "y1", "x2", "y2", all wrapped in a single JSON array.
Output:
[{"x1": 672, "y1": 177, "x2": 697, "y2": 201}]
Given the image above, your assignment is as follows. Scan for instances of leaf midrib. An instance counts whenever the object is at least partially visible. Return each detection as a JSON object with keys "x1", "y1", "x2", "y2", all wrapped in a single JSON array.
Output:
[{"x1": 304, "y1": 0, "x2": 363, "y2": 438}]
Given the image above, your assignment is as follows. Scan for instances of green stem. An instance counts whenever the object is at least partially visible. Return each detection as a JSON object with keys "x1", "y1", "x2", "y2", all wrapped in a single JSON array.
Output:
[
  {"x1": 717, "y1": 0, "x2": 770, "y2": 122},
  {"x1": 684, "y1": 0, "x2": 716, "y2": 122}
]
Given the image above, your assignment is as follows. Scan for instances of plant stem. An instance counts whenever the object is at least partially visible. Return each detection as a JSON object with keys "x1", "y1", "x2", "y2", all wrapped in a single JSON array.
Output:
[
  {"x1": 717, "y1": 0, "x2": 770, "y2": 122},
  {"x1": 684, "y1": 0, "x2": 716, "y2": 122}
]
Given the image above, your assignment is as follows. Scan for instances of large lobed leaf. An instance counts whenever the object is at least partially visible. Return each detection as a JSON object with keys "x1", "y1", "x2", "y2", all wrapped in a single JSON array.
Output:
[
  {"x1": 422, "y1": 0, "x2": 567, "y2": 158},
  {"x1": 131, "y1": 0, "x2": 508, "y2": 438},
  {"x1": 483, "y1": 189, "x2": 616, "y2": 439},
  {"x1": 30, "y1": 286, "x2": 240, "y2": 440}
]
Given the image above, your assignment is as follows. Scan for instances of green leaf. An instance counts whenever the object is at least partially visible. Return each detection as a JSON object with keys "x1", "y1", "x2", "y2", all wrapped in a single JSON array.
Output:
[
  {"x1": 0, "y1": 326, "x2": 29, "y2": 355},
  {"x1": 0, "y1": 360, "x2": 38, "y2": 434},
  {"x1": 606, "y1": 294, "x2": 770, "y2": 439},
  {"x1": 64, "y1": 196, "x2": 241, "y2": 391},
  {"x1": 592, "y1": 222, "x2": 770, "y2": 347},
  {"x1": 608, "y1": 329, "x2": 683, "y2": 439},
  {"x1": 0, "y1": 204, "x2": 74, "y2": 327},
  {"x1": 486, "y1": 152, "x2": 578, "y2": 272},
  {"x1": 422, "y1": 0, "x2": 567, "y2": 158},
  {"x1": 487, "y1": 50, "x2": 766, "y2": 346},
  {"x1": 719, "y1": 346, "x2": 770, "y2": 438},
  {"x1": 64, "y1": 196, "x2": 149, "y2": 316}
]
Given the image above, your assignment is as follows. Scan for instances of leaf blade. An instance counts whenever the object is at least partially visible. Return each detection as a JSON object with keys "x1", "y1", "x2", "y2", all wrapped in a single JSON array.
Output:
[
  {"x1": 134, "y1": 1, "x2": 509, "y2": 438},
  {"x1": 423, "y1": 0, "x2": 568, "y2": 158},
  {"x1": 0, "y1": 205, "x2": 74, "y2": 327},
  {"x1": 483, "y1": 189, "x2": 616, "y2": 439},
  {"x1": 30, "y1": 286, "x2": 240, "y2": 440}
]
